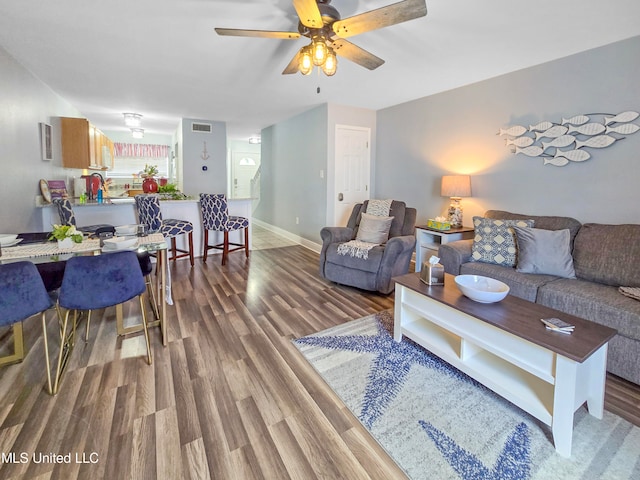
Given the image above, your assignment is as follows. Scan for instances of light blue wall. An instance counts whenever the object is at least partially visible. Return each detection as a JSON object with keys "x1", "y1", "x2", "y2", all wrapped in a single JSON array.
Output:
[
  {"x1": 376, "y1": 35, "x2": 640, "y2": 226},
  {"x1": 0, "y1": 45, "x2": 84, "y2": 232},
  {"x1": 255, "y1": 105, "x2": 328, "y2": 241},
  {"x1": 180, "y1": 118, "x2": 227, "y2": 197},
  {"x1": 256, "y1": 103, "x2": 376, "y2": 243}
]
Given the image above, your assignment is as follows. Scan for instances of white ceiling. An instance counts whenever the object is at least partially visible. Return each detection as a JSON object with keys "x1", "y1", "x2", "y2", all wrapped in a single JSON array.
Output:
[{"x1": 1, "y1": 0, "x2": 639, "y2": 140}]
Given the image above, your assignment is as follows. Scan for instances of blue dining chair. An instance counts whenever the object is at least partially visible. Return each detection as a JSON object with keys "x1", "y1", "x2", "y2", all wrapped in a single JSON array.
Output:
[
  {"x1": 0, "y1": 261, "x2": 54, "y2": 391},
  {"x1": 55, "y1": 251, "x2": 152, "y2": 394},
  {"x1": 134, "y1": 194, "x2": 194, "y2": 266},
  {"x1": 199, "y1": 193, "x2": 249, "y2": 265}
]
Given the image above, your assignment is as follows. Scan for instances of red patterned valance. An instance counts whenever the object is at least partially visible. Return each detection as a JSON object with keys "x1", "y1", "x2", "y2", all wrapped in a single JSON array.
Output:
[{"x1": 114, "y1": 143, "x2": 170, "y2": 158}]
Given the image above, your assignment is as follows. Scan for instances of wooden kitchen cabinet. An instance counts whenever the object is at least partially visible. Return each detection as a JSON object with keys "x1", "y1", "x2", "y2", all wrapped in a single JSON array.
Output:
[{"x1": 61, "y1": 117, "x2": 113, "y2": 170}]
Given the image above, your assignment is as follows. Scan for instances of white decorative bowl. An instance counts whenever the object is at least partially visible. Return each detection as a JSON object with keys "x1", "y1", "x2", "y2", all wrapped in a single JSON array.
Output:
[
  {"x1": 103, "y1": 236, "x2": 138, "y2": 250},
  {"x1": 0, "y1": 234, "x2": 18, "y2": 245},
  {"x1": 115, "y1": 224, "x2": 138, "y2": 236},
  {"x1": 455, "y1": 275, "x2": 510, "y2": 303}
]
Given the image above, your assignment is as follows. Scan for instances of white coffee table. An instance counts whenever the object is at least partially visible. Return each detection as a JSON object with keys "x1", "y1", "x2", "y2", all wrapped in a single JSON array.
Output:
[{"x1": 393, "y1": 273, "x2": 617, "y2": 457}]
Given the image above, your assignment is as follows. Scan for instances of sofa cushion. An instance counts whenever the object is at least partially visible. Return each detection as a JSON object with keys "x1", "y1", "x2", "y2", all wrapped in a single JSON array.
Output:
[
  {"x1": 356, "y1": 213, "x2": 394, "y2": 244},
  {"x1": 538, "y1": 278, "x2": 640, "y2": 341},
  {"x1": 460, "y1": 262, "x2": 559, "y2": 303},
  {"x1": 485, "y1": 210, "x2": 582, "y2": 245},
  {"x1": 354, "y1": 200, "x2": 407, "y2": 238},
  {"x1": 470, "y1": 217, "x2": 535, "y2": 267},
  {"x1": 514, "y1": 227, "x2": 576, "y2": 278},
  {"x1": 573, "y1": 223, "x2": 640, "y2": 287}
]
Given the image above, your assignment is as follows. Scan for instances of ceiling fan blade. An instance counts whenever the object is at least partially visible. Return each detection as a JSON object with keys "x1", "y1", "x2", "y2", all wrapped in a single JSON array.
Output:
[
  {"x1": 293, "y1": 0, "x2": 323, "y2": 29},
  {"x1": 282, "y1": 50, "x2": 301, "y2": 75},
  {"x1": 215, "y1": 28, "x2": 300, "y2": 39},
  {"x1": 331, "y1": 39, "x2": 385, "y2": 70},
  {"x1": 332, "y1": 0, "x2": 427, "y2": 38}
]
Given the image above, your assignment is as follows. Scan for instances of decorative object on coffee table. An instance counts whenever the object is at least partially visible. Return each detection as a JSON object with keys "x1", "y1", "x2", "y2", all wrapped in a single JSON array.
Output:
[{"x1": 454, "y1": 274, "x2": 509, "y2": 303}]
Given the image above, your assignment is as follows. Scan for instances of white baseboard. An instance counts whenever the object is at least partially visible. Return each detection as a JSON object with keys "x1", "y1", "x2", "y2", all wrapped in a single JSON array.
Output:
[{"x1": 252, "y1": 218, "x2": 322, "y2": 254}]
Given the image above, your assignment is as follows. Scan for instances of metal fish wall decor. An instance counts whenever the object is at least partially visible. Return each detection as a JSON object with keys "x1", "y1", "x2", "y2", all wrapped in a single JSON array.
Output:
[{"x1": 498, "y1": 110, "x2": 639, "y2": 167}]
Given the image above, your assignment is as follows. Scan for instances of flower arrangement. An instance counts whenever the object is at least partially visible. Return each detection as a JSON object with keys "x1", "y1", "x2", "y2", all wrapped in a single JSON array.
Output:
[
  {"x1": 49, "y1": 224, "x2": 83, "y2": 243},
  {"x1": 142, "y1": 164, "x2": 159, "y2": 178}
]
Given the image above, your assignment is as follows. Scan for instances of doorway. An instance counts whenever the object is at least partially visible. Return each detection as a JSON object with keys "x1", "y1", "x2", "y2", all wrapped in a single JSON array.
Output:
[
  {"x1": 333, "y1": 125, "x2": 371, "y2": 226},
  {"x1": 230, "y1": 151, "x2": 260, "y2": 199}
]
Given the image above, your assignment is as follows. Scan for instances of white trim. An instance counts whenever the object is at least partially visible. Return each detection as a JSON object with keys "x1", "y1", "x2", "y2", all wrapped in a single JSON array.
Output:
[{"x1": 252, "y1": 218, "x2": 322, "y2": 254}]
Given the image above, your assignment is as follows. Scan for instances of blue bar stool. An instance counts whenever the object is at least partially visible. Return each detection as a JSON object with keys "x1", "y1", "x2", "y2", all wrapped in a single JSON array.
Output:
[
  {"x1": 53, "y1": 198, "x2": 115, "y2": 236},
  {"x1": 135, "y1": 194, "x2": 194, "y2": 266},
  {"x1": 199, "y1": 193, "x2": 249, "y2": 265}
]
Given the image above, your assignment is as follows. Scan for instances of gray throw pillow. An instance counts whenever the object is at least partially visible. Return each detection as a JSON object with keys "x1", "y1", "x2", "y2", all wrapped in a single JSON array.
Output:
[
  {"x1": 471, "y1": 217, "x2": 535, "y2": 267},
  {"x1": 356, "y1": 213, "x2": 394, "y2": 244},
  {"x1": 514, "y1": 226, "x2": 576, "y2": 278}
]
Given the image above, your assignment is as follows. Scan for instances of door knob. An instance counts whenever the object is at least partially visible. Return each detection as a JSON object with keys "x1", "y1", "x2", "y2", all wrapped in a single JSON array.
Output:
[{"x1": 338, "y1": 193, "x2": 343, "y2": 201}]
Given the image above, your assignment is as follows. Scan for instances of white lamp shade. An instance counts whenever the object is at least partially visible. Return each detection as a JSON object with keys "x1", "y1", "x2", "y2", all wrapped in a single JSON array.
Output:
[{"x1": 441, "y1": 175, "x2": 471, "y2": 198}]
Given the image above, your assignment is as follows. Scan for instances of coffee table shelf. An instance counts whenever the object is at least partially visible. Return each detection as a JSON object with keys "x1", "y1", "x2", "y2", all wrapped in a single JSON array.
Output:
[
  {"x1": 393, "y1": 273, "x2": 617, "y2": 457},
  {"x1": 400, "y1": 299, "x2": 555, "y2": 425}
]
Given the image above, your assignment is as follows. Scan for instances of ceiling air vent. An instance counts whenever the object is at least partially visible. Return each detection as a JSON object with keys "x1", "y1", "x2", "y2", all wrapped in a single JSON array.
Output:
[{"x1": 192, "y1": 122, "x2": 212, "y2": 133}]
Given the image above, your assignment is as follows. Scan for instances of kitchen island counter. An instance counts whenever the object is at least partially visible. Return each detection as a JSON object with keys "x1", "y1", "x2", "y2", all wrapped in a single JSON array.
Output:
[{"x1": 37, "y1": 198, "x2": 253, "y2": 260}]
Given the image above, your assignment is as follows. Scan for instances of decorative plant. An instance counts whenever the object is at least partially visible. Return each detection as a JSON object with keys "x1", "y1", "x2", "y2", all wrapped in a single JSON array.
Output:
[
  {"x1": 157, "y1": 183, "x2": 191, "y2": 200},
  {"x1": 49, "y1": 224, "x2": 83, "y2": 243},
  {"x1": 157, "y1": 183, "x2": 178, "y2": 193},
  {"x1": 142, "y1": 164, "x2": 159, "y2": 177}
]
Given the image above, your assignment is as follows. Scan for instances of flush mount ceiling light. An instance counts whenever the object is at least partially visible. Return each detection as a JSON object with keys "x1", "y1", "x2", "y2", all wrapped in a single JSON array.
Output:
[
  {"x1": 123, "y1": 113, "x2": 143, "y2": 127},
  {"x1": 131, "y1": 128, "x2": 144, "y2": 139},
  {"x1": 248, "y1": 135, "x2": 261, "y2": 144}
]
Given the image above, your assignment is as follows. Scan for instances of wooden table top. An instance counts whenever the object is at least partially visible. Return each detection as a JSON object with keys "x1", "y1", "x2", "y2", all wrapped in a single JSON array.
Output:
[{"x1": 393, "y1": 273, "x2": 617, "y2": 363}]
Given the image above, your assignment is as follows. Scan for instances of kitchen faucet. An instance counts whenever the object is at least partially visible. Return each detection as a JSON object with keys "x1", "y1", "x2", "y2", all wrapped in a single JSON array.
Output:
[{"x1": 82, "y1": 172, "x2": 105, "y2": 200}]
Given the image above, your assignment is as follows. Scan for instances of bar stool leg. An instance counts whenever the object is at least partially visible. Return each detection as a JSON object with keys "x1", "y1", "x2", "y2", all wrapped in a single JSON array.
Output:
[
  {"x1": 222, "y1": 231, "x2": 229, "y2": 265},
  {"x1": 171, "y1": 237, "x2": 177, "y2": 262},
  {"x1": 244, "y1": 227, "x2": 250, "y2": 258}
]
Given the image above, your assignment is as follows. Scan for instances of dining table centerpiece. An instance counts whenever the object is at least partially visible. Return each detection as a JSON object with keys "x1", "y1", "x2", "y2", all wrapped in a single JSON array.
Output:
[
  {"x1": 49, "y1": 224, "x2": 83, "y2": 249},
  {"x1": 141, "y1": 164, "x2": 159, "y2": 193}
]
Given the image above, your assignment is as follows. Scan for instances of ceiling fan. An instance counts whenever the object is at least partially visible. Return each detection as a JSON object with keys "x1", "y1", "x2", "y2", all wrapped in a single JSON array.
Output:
[{"x1": 215, "y1": 0, "x2": 427, "y2": 76}]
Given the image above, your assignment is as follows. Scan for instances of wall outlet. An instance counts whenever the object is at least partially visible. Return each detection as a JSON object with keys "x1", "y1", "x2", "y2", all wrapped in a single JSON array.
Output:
[
  {"x1": 295, "y1": 217, "x2": 299, "y2": 225},
  {"x1": 319, "y1": 169, "x2": 324, "y2": 179}
]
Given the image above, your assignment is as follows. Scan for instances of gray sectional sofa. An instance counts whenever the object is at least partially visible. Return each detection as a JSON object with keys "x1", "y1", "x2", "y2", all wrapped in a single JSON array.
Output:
[{"x1": 438, "y1": 210, "x2": 640, "y2": 385}]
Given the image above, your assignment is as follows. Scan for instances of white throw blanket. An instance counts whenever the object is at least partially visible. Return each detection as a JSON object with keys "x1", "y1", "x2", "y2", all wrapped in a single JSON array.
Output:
[
  {"x1": 337, "y1": 199, "x2": 392, "y2": 259},
  {"x1": 620, "y1": 286, "x2": 640, "y2": 301}
]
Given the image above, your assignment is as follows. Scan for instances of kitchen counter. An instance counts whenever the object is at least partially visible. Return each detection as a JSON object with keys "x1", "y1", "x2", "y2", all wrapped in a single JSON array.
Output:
[{"x1": 37, "y1": 197, "x2": 253, "y2": 260}]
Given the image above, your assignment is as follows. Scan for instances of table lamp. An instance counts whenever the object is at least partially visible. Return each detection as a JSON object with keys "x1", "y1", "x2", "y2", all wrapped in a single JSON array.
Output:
[{"x1": 441, "y1": 175, "x2": 471, "y2": 228}]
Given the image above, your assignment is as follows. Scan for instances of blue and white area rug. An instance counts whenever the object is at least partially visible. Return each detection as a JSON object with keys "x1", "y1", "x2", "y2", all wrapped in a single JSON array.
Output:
[{"x1": 293, "y1": 311, "x2": 640, "y2": 480}]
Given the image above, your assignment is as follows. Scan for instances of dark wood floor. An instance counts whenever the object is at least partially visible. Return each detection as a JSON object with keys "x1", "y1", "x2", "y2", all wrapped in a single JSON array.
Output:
[{"x1": 0, "y1": 243, "x2": 639, "y2": 479}]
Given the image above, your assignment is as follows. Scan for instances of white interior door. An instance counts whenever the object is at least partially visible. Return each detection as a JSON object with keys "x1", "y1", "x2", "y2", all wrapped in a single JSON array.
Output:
[
  {"x1": 231, "y1": 151, "x2": 260, "y2": 199},
  {"x1": 334, "y1": 125, "x2": 371, "y2": 226}
]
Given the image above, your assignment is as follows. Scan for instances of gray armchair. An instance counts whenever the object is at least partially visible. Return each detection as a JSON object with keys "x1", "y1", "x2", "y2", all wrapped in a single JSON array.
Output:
[{"x1": 319, "y1": 200, "x2": 417, "y2": 294}]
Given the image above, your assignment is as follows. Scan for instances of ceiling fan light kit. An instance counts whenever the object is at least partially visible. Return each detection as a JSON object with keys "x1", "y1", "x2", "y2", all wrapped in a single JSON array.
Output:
[{"x1": 215, "y1": 0, "x2": 427, "y2": 77}]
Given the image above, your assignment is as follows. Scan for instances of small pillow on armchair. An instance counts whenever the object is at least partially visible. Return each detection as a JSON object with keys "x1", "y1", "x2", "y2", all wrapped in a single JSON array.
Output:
[
  {"x1": 471, "y1": 217, "x2": 535, "y2": 266},
  {"x1": 513, "y1": 227, "x2": 576, "y2": 278},
  {"x1": 356, "y1": 213, "x2": 394, "y2": 244}
]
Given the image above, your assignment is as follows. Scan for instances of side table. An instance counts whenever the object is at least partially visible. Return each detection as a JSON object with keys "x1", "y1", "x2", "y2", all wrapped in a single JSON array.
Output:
[{"x1": 414, "y1": 225, "x2": 474, "y2": 272}]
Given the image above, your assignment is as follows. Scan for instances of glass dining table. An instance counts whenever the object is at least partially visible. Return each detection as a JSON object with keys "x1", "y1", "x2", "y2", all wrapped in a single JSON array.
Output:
[{"x1": 0, "y1": 232, "x2": 171, "y2": 394}]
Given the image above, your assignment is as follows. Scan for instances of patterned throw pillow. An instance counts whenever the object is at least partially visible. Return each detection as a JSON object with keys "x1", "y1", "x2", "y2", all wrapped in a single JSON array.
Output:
[{"x1": 471, "y1": 217, "x2": 535, "y2": 266}]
